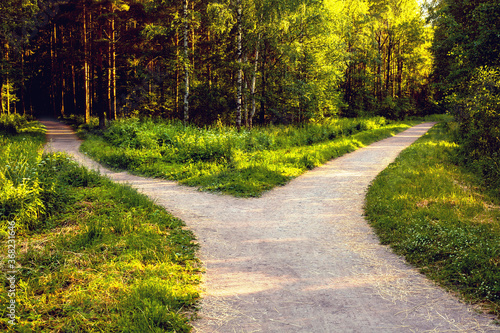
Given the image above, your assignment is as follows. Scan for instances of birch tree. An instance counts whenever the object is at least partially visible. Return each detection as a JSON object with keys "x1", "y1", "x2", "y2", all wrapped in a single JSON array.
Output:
[{"x1": 183, "y1": 0, "x2": 190, "y2": 124}]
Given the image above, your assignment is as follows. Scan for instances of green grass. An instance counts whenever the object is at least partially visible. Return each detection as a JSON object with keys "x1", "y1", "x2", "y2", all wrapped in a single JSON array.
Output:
[
  {"x1": 80, "y1": 117, "x2": 420, "y2": 197},
  {"x1": 0, "y1": 115, "x2": 200, "y2": 332},
  {"x1": 365, "y1": 121, "x2": 500, "y2": 316}
]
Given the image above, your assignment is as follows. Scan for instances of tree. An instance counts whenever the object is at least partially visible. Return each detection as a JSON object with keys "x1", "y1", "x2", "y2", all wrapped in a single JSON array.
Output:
[
  {"x1": 338, "y1": 0, "x2": 432, "y2": 118},
  {"x1": 183, "y1": 0, "x2": 190, "y2": 124},
  {"x1": 430, "y1": 0, "x2": 500, "y2": 98},
  {"x1": 430, "y1": 0, "x2": 500, "y2": 190},
  {"x1": 2, "y1": 0, "x2": 432, "y2": 125},
  {"x1": 235, "y1": 0, "x2": 242, "y2": 130}
]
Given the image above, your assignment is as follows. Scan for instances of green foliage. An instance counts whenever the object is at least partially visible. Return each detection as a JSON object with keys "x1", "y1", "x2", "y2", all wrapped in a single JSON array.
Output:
[
  {"x1": 338, "y1": 0, "x2": 433, "y2": 118},
  {"x1": 0, "y1": 117, "x2": 200, "y2": 331},
  {"x1": 0, "y1": 114, "x2": 45, "y2": 136},
  {"x1": 2, "y1": 0, "x2": 432, "y2": 125},
  {"x1": 81, "y1": 117, "x2": 416, "y2": 197},
  {"x1": 0, "y1": 117, "x2": 56, "y2": 232},
  {"x1": 431, "y1": 0, "x2": 500, "y2": 97},
  {"x1": 62, "y1": 114, "x2": 101, "y2": 139},
  {"x1": 431, "y1": 0, "x2": 500, "y2": 196},
  {"x1": 0, "y1": 116, "x2": 101, "y2": 233},
  {"x1": 365, "y1": 122, "x2": 500, "y2": 314},
  {"x1": 447, "y1": 67, "x2": 500, "y2": 192},
  {"x1": 0, "y1": 83, "x2": 19, "y2": 114}
]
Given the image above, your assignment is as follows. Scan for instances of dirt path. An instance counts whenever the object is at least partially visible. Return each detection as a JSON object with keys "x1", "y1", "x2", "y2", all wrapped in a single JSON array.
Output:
[{"x1": 41, "y1": 120, "x2": 498, "y2": 332}]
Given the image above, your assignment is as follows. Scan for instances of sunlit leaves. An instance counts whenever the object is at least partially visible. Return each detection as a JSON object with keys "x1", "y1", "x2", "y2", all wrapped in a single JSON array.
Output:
[{"x1": 207, "y1": 2, "x2": 235, "y2": 34}]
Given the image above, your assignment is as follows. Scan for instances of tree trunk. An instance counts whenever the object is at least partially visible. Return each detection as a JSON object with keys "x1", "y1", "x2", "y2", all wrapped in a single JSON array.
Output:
[
  {"x1": 83, "y1": 3, "x2": 91, "y2": 123},
  {"x1": 191, "y1": 1, "x2": 195, "y2": 71},
  {"x1": 175, "y1": 31, "x2": 179, "y2": 116},
  {"x1": 108, "y1": 7, "x2": 116, "y2": 121},
  {"x1": 377, "y1": 34, "x2": 382, "y2": 101},
  {"x1": 183, "y1": 0, "x2": 189, "y2": 124},
  {"x1": 61, "y1": 76, "x2": 65, "y2": 117},
  {"x1": 0, "y1": 43, "x2": 4, "y2": 114},
  {"x1": 112, "y1": 18, "x2": 117, "y2": 120},
  {"x1": 20, "y1": 47, "x2": 26, "y2": 115},
  {"x1": 5, "y1": 44, "x2": 11, "y2": 114},
  {"x1": 243, "y1": 53, "x2": 248, "y2": 126},
  {"x1": 0, "y1": 46, "x2": 4, "y2": 114},
  {"x1": 97, "y1": 64, "x2": 106, "y2": 129},
  {"x1": 0, "y1": 71, "x2": 4, "y2": 114},
  {"x1": 235, "y1": 0, "x2": 243, "y2": 130},
  {"x1": 6, "y1": 75, "x2": 10, "y2": 115},
  {"x1": 397, "y1": 44, "x2": 403, "y2": 98},
  {"x1": 71, "y1": 29, "x2": 77, "y2": 114},
  {"x1": 96, "y1": 6, "x2": 108, "y2": 129},
  {"x1": 386, "y1": 34, "x2": 393, "y2": 97},
  {"x1": 259, "y1": 40, "x2": 267, "y2": 125},
  {"x1": 207, "y1": 29, "x2": 212, "y2": 89},
  {"x1": 59, "y1": 25, "x2": 65, "y2": 117},
  {"x1": 249, "y1": 32, "x2": 261, "y2": 130},
  {"x1": 50, "y1": 23, "x2": 56, "y2": 117}
]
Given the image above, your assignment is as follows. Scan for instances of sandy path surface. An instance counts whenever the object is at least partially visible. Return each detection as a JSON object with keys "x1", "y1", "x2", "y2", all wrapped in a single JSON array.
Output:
[{"x1": 41, "y1": 120, "x2": 499, "y2": 332}]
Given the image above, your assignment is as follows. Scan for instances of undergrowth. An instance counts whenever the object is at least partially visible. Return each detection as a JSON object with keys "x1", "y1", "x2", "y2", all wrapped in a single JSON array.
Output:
[
  {"x1": 365, "y1": 121, "x2": 500, "y2": 316},
  {"x1": 0, "y1": 115, "x2": 200, "y2": 332},
  {"x1": 81, "y1": 117, "x2": 419, "y2": 197}
]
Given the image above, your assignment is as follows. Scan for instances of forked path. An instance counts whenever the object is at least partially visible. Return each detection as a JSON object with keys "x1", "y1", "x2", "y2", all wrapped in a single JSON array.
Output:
[{"x1": 41, "y1": 120, "x2": 499, "y2": 332}]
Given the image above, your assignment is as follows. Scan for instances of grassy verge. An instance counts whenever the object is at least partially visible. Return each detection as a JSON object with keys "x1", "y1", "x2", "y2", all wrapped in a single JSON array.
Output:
[
  {"x1": 80, "y1": 117, "x2": 420, "y2": 197},
  {"x1": 365, "y1": 121, "x2": 500, "y2": 316},
  {"x1": 0, "y1": 115, "x2": 200, "y2": 332}
]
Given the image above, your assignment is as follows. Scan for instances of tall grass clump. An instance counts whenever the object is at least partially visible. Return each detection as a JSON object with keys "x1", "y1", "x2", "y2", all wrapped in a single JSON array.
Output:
[
  {"x1": 0, "y1": 116, "x2": 200, "y2": 332},
  {"x1": 365, "y1": 121, "x2": 500, "y2": 316},
  {"x1": 0, "y1": 115, "x2": 50, "y2": 232},
  {"x1": 82, "y1": 116, "x2": 417, "y2": 197}
]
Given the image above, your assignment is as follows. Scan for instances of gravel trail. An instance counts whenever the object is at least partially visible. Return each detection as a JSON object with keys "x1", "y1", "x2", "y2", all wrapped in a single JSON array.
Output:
[{"x1": 41, "y1": 120, "x2": 499, "y2": 332}]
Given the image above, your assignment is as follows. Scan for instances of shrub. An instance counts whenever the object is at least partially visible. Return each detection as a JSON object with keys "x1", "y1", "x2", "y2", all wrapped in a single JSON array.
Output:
[
  {"x1": 0, "y1": 114, "x2": 36, "y2": 135},
  {"x1": 81, "y1": 116, "x2": 414, "y2": 197},
  {"x1": 448, "y1": 66, "x2": 500, "y2": 192}
]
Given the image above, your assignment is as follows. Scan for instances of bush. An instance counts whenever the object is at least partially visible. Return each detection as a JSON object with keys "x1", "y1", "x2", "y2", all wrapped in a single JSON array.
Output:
[
  {"x1": 0, "y1": 116, "x2": 101, "y2": 233},
  {"x1": 0, "y1": 125, "x2": 50, "y2": 232},
  {"x1": 448, "y1": 66, "x2": 500, "y2": 192}
]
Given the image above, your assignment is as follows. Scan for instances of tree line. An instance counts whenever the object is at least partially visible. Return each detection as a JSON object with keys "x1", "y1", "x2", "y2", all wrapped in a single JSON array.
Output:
[
  {"x1": 429, "y1": 0, "x2": 500, "y2": 190},
  {"x1": 1, "y1": 0, "x2": 432, "y2": 127}
]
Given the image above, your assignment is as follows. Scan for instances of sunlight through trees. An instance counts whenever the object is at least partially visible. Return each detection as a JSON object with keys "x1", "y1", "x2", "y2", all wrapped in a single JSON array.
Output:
[{"x1": 1, "y1": 0, "x2": 433, "y2": 125}]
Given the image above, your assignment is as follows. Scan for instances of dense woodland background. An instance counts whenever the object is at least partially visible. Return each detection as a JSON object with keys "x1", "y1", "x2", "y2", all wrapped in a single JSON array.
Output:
[{"x1": 1, "y1": 0, "x2": 434, "y2": 127}]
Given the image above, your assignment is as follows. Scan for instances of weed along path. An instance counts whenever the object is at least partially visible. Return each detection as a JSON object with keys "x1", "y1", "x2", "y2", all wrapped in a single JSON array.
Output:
[{"x1": 41, "y1": 120, "x2": 498, "y2": 332}]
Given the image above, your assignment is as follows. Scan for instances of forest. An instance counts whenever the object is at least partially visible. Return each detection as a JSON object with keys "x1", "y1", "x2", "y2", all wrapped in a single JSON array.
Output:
[{"x1": 1, "y1": 0, "x2": 434, "y2": 128}]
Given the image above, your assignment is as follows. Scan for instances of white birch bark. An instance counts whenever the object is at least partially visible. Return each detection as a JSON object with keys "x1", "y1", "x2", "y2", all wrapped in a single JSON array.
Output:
[
  {"x1": 249, "y1": 32, "x2": 261, "y2": 129},
  {"x1": 183, "y1": 0, "x2": 190, "y2": 124}
]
